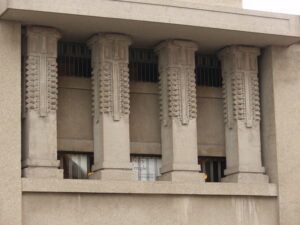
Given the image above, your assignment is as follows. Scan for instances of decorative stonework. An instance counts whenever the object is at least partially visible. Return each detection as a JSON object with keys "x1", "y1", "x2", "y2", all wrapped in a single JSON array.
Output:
[
  {"x1": 22, "y1": 26, "x2": 63, "y2": 179},
  {"x1": 155, "y1": 40, "x2": 204, "y2": 182},
  {"x1": 24, "y1": 27, "x2": 60, "y2": 117},
  {"x1": 218, "y1": 46, "x2": 268, "y2": 183},
  {"x1": 88, "y1": 34, "x2": 131, "y2": 121},
  {"x1": 219, "y1": 47, "x2": 261, "y2": 129},
  {"x1": 156, "y1": 40, "x2": 198, "y2": 126},
  {"x1": 87, "y1": 33, "x2": 134, "y2": 181},
  {"x1": 25, "y1": 56, "x2": 39, "y2": 111}
]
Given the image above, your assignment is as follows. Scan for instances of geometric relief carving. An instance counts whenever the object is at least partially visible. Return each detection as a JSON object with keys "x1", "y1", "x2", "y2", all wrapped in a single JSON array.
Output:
[
  {"x1": 47, "y1": 57, "x2": 59, "y2": 113},
  {"x1": 25, "y1": 56, "x2": 40, "y2": 112},
  {"x1": 24, "y1": 27, "x2": 60, "y2": 117},
  {"x1": 156, "y1": 40, "x2": 198, "y2": 126},
  {"x1": 89, "y1": 34, "x2": 131, "y2": 121},
  {"x1": 219, "y1": 47, "x2": 261, "y2": 129}
]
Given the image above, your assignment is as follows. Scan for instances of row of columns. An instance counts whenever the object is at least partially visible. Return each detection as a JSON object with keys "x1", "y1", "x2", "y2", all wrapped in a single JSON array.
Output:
[{"x1": 22, "y1": 26, "x2": 268, "y2": 183}]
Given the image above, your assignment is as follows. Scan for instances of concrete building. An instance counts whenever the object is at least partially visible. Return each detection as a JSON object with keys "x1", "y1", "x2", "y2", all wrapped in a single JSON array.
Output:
[{"x1": 0, "y1": 0, "x2": 300, "y2": 224}]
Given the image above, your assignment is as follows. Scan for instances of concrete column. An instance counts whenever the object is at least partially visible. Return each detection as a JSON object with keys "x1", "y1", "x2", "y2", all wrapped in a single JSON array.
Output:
[
  {"x1": 155, "y1": 40, "x2": 204, "y2": 182},
  {"x1": 0, "y1": 21, "x2": 22, "y2": 225},
  {"x1": 218, "y1": 46, "x2": 268, "y2": 183},
  {"x1": 87, "y1": 34, "x2": 135, "y2": 180},
  {"x1": 22, "y1": 27, "x2": 63, "y2": 178}
]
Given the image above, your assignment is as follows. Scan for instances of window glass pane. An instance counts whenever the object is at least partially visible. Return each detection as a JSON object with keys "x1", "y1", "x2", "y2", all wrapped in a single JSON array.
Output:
[
  {"x1": 131, "y1": 155, "x2": 162, "y2": 181},
  {"x1": 59, "y1": 153, "x2": 92, "y2": 179}
]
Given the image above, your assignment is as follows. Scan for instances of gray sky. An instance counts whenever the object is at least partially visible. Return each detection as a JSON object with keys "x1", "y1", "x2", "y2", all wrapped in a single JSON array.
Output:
[{"x1": 243, "y1": 0, "x2": 300, "y2": 15}]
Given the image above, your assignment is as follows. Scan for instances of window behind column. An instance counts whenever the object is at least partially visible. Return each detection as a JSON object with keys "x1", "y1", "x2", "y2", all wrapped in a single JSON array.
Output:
[
  {"x1": 199, "y1": 157, "x2": 226, "y2": 182},
  {"x1": 57, "y1": 41, "x2": 91, "y2": 77},
  {"x1": 195, "y1": 54, "x2": 226, "y2": 182},
  {"x1": 129, "y1": 48, "x2": 159, "y2": 82},
  {"x1": 195, "y1": 54, "x2": 222, "y2": 87},
  {"x1": 55, "y1": 43, "x2": 226, "y2": 182},
  {"x1": 58, "y1": 152, "x2": 93, "y2": 179}
]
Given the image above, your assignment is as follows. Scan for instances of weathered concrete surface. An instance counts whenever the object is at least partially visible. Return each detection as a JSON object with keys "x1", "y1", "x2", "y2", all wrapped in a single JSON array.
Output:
[
  {"x1": 22, "y1": 192, "x2": 278, "y2": 225},
  {"x1": 218, "y1": 46, "x2": 268, "y2": 184},
  {"x1": 260, "y1": 44, "x2": 300, "y2": 225},
  {"x1": 0, "y1": 21, "x2": 22, "y2": 225},
  {"x1": 155, "y1": 40, "x2": 204, "y2": 182},
  {"x1": 88, "y1": 34, "x2": 135, "y2": 181},
  {"x1": 22, "y1": 26, "x2": 63, "y2": 179}
]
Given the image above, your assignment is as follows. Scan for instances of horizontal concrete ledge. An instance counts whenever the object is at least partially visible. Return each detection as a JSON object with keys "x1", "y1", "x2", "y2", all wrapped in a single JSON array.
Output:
[
  {"x1": 22, "y1": 178, "x2": 277, "y2": 197},
  {"x1": 1, "y1": 0, "x2": 300, "y2": 37},
  {"x1": 1, "y1": 0, "x2": 300, "y2": 53}
]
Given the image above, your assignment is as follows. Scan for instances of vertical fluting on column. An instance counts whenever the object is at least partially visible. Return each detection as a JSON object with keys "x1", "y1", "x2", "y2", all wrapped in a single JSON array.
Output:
[
  {"x1": 22, "y1": 26, "x2": 63, "y2": 178},
  {"x1": 218, "y1": 46, "x2": 269, "y2": 183},
  {"x1": 155, "y1": 40, "x2": 204, "y2": 182},
  {"x1": 87, "y1": 34, "x2": 135, "y2": 180}
]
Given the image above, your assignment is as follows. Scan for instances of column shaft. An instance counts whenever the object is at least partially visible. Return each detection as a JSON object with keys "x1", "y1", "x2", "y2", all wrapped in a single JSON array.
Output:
[
  {"x1": 218, "y1": 46, "x2": 268, "y2": 183},
  {"x1": 88, "y1": 34, "x2": 135, "y2": 180},
  {"x1": 22, "y1": 27, "x2": 63, "y2": 178},
  {"x1": 155, "y1": 40, "x2": 204, "y2": 182}
]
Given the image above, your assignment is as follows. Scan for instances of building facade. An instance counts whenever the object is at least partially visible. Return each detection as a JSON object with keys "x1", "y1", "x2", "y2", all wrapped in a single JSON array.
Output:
[{"x1": 0, "y1": 0, "x2": 300, "y2": 224}]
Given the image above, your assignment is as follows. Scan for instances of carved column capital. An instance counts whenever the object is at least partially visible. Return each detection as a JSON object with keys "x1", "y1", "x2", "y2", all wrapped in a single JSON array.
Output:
[
  {"x1": 26, "y1": 26, "x2": 61, "y2": 56},
  {"x1": 155, "y1": 40, "x2": 198, "y2": 126},
  {"x1": 24, "y1": 26, "x2": 61, "y2": 117},
  {"x1": 218, "y1": 46, "x2": 261, "y2": 129},
  {"x1": 88, "y1": 33, "x2": 132, "y2": 121},
  {"x1": 218, "y1": 46, "x2": 260, "y2": 73}
]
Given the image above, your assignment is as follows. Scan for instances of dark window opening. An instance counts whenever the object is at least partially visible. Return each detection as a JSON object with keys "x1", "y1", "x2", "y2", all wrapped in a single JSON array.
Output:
[
  {"x1": 199, "y1": 156, "x2": 226, "y2": 182},
  {"x1": 57, "y1": 43, "x2": 222, "y2": 88},
  {"x1": 129, "y1": 48, "x2": 159, "y2": 82},
  {"x1": 57, "y1": 41, "x2": 92, "y2": 78},
  {"x1": 195, "y1": 54, "x2": 222, "y2": 87}
]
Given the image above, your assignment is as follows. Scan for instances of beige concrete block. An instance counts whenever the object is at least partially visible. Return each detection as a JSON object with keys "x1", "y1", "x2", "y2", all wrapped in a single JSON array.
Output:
[
  {"x1": 89, "y1": 169, "x2": 137, "y2": 181},
  {"x1": 197, "y1": 86, "x2": 225, "y2": 156},
  {"x1": 57, "y1": 80, "x2": 93, "y2": 141},
  {"x1": 129, "y1": 82, "x2": 161, "y2": 146},
  {"x1": 22, "y1": 167, "x2": 64, "y2": 179},
  {"x1": 158, "y1": 171, "x2": 205, "y2": 183},
  {"x1": 222, "y1": 173, "x2": 269, "y2": 184},
  {"x1": 22, "y1": 193, "x2": 278, "y2": 225},
  {"x1": 21, "y1": 178, "x2": 278, "y2": 196}
]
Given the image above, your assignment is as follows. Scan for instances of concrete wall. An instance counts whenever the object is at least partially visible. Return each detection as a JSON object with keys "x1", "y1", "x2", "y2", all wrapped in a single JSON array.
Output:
[
  {"x1": 130, "y1": 82, "x2": 161, "y2": 155},
  {"x1": 57, "y1": 78, "x2": 225, "y2": 156},
  {"x1": 57, "y1": 77, "x2": 93, "y2": 152},
  {"x1": 0, "y1": 21, "x2": 22, "y2": 225},
  {"x1": 260, "y1": 44, "x2": 300, "y2": 225},
  {"x1": 197, "y1": 87, "x2": 225, "y2": 156},
  {"x1": 22, "y1": 193, "x2": 277, "y2": 225}
]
